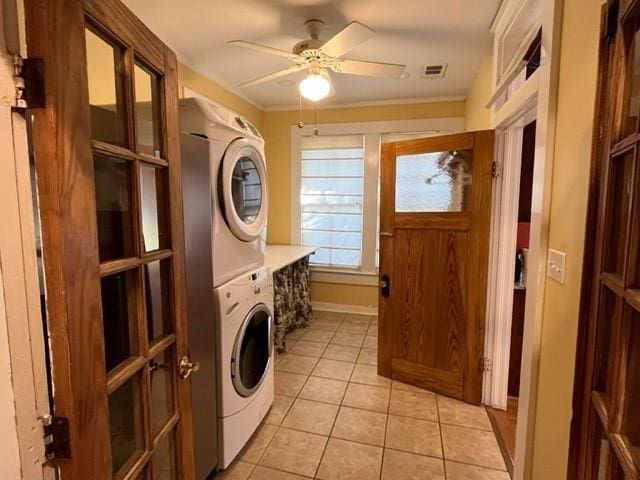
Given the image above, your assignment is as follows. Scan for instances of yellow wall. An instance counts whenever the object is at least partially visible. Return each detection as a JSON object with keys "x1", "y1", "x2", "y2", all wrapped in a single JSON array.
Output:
[
  {"x1": 530, "y1": 0, "x2": 601, "y2": 477},
  {"x1": 465, "y1": 54, "x2": 493, "y2": 131},
  {"x1": 262, "y1": 101, "x2": 465, "y2": 308},
  {"x1": 178, "y1": 63, "x2": 264, "y2": 130}
]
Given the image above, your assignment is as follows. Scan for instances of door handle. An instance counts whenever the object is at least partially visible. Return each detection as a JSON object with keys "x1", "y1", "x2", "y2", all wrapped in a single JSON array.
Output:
[
  {"x1": 380, "y1": 232, "x2": 393, "y2": 237},
  {"x1": 178, "y1": 356, "x2": 200, "y2": 379},
  {"x1": 380, "y1": 274, "x2": 390, "y2": 297}
]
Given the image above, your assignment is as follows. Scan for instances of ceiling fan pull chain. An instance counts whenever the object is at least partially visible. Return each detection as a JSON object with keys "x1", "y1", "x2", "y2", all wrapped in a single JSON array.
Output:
[
  {"x1": 297, "y1": 91, "x2": 304, "y2": 129},
  {"x1": 313, "y1": 103, "x2": 319, "y2": 136}
]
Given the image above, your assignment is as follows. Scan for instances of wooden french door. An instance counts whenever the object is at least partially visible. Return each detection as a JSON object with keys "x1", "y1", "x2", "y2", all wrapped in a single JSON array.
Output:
[
  {"x1": 378, "y1": 131, "x2": 494, "y2": 404},
  {"x1": 571, "y1": 0, "x2": 640, "y2": 478},
  {"x1": 25, "y1": 0, "x2": 195, "y2": 479}
]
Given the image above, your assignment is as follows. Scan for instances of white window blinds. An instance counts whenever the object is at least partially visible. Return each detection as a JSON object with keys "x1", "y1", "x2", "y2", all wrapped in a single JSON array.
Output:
[{"x1": 300, "y1": 135, "x2": 364, "y2": 268}]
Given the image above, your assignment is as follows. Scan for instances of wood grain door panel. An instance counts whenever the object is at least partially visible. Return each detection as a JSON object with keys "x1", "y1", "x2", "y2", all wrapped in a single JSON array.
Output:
[{"x1": 378, "y1": 131, "x2": 494, "y2": 405}]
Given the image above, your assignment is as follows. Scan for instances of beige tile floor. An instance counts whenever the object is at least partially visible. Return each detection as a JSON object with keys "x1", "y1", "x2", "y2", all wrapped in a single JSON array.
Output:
[{"x1": 219, "y1": 311, "x2": 509, "y2": 480}]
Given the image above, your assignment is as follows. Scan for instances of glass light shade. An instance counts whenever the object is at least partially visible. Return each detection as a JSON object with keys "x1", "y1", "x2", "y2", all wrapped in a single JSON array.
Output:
[{"x1": 299, "y1": 73, "x2": 330, "y2": 102}]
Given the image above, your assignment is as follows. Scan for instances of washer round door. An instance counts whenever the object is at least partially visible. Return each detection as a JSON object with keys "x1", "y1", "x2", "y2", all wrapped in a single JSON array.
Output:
[
  {"x1": 220, "y1": 138, "x2": 268, "y2": 242},
  {"x1": 231, "y1": 303, "x2": 273, "y2": 397}
]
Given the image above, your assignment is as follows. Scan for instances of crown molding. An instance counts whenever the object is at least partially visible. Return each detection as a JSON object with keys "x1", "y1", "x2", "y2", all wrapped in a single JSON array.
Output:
[{"x1": 263, "y1": 95, "x2": 466, "y2": 112}]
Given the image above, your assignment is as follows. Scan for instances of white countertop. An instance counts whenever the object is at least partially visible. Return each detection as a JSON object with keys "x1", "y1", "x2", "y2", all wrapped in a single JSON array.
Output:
[{"x1": 265, "y1": 244, "x2": 317, "y2": 272}]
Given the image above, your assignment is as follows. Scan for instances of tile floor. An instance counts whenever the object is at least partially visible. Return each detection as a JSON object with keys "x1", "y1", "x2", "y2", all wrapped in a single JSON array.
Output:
[{"x1": 219, "y1": 311, "x2": 509, "y2": 480}]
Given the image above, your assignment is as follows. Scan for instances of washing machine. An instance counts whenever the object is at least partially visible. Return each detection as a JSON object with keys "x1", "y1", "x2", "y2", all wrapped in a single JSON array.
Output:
[
  {"x1": 214, "y1": 266, "x2": 274, "y2": 468},
  {"x1": 179, "y1": 97, "x2": 268, "y2": 287}
]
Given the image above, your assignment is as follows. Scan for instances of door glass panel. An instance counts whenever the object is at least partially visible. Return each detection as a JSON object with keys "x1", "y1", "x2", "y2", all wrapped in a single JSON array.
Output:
[
  {"x1": 395, "y1": 150, "x2": 473, "y2": 212},
  {"x1": 134, "y1": 64, "x2": 161, "y2": 157},
  {"x1": 231, "y1": 157, "x2": 262, "y2": 224},
  {"x1": 602, "y1": 152, "x2": 633, "y2": 277},
  {"x1": 85, "y1": 27, "x2": 125, "y2": 146},
  {"x1": 94, "y1": 154, "x2": 135, "y2": 261},
  {"x1": 101, "y1": 269, "x2": 138, "y2": 372},
  {"x1": 109, "y1": 373, "x2": 144, "y2": 477},
  {"x1": 594, "y1": 286, "x2": 618, "y2": 401},
  {"x1": 144, "y1": 259, "x2": 172, "y2": 343},
  {"x1": 150, "y1": 347, "x2": 175, "y2": 437},
  {"x1": 624, "y1": 27, "x2": 640, "y2": 138},
  {"x1": 152, "y1": 430, "x2": 177, "y2": 480},
  {"x1": 140, "y1": 164, "x2": 168, "y2": 252},
  {"x1": 622, "y1": 307, "x2": 640, "y2": 467},
  {"x1": 236, "y1": 307, "x2": 270, "y2": 394}
]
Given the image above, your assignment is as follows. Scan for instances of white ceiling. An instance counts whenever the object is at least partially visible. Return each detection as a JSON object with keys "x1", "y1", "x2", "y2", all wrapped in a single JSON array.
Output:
[{"x1": 123, "y1": 0, "x2": 501, "y2": 109}]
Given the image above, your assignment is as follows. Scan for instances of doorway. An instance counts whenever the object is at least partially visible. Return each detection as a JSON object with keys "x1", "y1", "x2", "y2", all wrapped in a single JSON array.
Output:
[{"x1": 488, "y1": 119, "x2": 536, "y2": 473}]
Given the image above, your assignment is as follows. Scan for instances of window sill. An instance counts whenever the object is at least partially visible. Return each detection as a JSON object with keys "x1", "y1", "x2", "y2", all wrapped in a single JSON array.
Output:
[{"x1": 310, "y1": 267, "x2": 379, "y2": 286}]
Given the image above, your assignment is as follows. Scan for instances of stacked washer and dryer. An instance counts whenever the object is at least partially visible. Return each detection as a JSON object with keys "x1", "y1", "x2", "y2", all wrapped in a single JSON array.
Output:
[{"x1": 180, "y1": 98, "x2": 273, "y2": 478}]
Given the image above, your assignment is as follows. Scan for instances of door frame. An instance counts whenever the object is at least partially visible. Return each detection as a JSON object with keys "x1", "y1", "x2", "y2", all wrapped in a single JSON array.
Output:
[
  {"x1": 482, "y1": 0, "x2": 565, "y2": 478},
  {"x1": 0, "y1": 0, "x2": 51, "y2": 478}
]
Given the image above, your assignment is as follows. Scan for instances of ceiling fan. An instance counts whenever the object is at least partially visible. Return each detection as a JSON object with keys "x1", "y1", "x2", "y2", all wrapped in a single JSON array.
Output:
[{"x1": 228, "y1": 19, "x2": 406, "y2": 101}]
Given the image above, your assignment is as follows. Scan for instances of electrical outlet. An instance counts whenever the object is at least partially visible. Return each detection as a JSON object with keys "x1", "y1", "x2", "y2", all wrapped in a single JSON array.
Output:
[{"x1": 547, "y1": 249, "x2": 566, "y2": 284}]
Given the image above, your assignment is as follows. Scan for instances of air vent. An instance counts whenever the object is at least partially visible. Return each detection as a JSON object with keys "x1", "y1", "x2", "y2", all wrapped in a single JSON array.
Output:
[{"x1": 421, "y1": 63, "x2": 447, "y2": 79}]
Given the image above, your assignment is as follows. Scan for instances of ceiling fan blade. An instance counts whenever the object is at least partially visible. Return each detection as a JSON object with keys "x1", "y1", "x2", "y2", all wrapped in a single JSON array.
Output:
[
  {"x1": 331, "y1": 59, "x2": 406, "y2": 78},
  {"x1": 228, "y1": 40, "x2": 299, "y2": 61},
  {"x1": 240, "y1": 65, "x2": 304, "y2": 88},
  {"x1": 320, "y1": 21, "x2": 375, "y2": 58}
]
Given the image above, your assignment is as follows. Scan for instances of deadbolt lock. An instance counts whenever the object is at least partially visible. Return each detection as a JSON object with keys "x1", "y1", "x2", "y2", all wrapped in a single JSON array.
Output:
[{"x1": 179, "y1": 356, "x2": 200, "y2": 379}]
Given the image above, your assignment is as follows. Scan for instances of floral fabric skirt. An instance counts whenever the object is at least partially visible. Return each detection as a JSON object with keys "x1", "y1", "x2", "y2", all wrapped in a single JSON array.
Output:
[{"x1": 272, "y1": 256, "x2": 312, "y2": 352}]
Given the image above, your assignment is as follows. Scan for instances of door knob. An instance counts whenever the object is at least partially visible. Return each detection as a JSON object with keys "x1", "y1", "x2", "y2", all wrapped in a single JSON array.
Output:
[
  {"x1": 380, "y1": 274, "x2": 390, "y2": 297},
  {"x1": 178, "y1": 356, "x2": 200, "y2": 379}
]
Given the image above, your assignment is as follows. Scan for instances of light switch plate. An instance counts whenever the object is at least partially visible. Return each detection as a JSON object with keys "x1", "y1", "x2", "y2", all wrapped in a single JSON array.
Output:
[{"x1": 547, "y1": 249, "x2": 566, "y2": 285}]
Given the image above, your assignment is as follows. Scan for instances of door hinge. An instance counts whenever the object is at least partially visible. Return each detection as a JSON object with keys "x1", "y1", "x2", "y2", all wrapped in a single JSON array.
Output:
[
  {"x1": 42, "y1": 415, "x2": 71, "y2": 462},
  {"x1": 491, "y1": 161, "x2": 502, "y2": 178},
  {"x1": 482, "y1": 357, "x2": 492, "y2": 373},
  {"x1": 13, "y1": 55, "x2": 45, "y2": 109}
]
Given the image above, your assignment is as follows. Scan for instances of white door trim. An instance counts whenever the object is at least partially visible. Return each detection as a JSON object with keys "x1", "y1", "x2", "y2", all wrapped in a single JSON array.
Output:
[
  {"x1": 0, "y1": 1, "x2": 51, "y2": 477},
  {"x1": 482, "y1": 1, "x2": 563, "y2": 479}
]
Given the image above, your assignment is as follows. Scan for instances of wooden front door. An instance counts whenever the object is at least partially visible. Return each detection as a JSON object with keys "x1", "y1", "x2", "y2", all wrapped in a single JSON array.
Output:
[
  {"x1": 25, "y1": 0, "x2": 195, "y2": 478},
  {"x1": 570, "y1": 1, "x2": 640, "y2": 478},
  {"x1": 378, "y1": 131, "x2": 494, "y2": 404}
]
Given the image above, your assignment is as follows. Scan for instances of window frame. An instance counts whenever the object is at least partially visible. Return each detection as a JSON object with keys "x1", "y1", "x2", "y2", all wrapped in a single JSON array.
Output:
[{"x1": 291, "y1": 117, "x2": 465, "y2": 284}]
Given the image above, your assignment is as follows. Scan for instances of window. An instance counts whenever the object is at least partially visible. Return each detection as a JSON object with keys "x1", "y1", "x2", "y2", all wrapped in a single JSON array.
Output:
[
  {"x1": 291, "y1": 118, "x2": 465, "y2": 278},
  {"x1": 300, "y1": 135, "x2": 364, "y2": 268}
]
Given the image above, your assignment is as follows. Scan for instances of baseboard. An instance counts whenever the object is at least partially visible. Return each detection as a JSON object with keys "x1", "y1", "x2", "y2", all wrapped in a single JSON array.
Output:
[{"x1": 312, "y1": 301, "x2": 378, "y2": 316}]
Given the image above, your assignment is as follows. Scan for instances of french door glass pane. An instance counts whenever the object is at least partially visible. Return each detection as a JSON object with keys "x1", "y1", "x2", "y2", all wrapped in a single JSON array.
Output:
[
  {"x1": 152, "y1": 430, "x2": 177, "y2": 480},
  {"x1": 622, "y1": 307, "x2": 640, "y2": 467},
  {"x1": 109, "y1": 373, "x2": 144, "y2": 477},
  {"x1": 94, "y1": 154, "x2": 135, "y2": 261},
  {"x1": 101, "y1": 269, "x2": 138, "y2": 372},
  {"x1": 150, "y1": 347, "x2": 175, "y2": 437},
  {"x1": 144, "y1": 259, "x2": 172, "y2": 342},
  {"x1": 594, "y1": 286, "x2": 618, "y2": 401},
  {"x1": 85, "y1": 27, "x2": 125, "y2": 146},
  {"x1": 395, "y1": 150, "x2": 473, "y2": 212},
  {"x1": 623, "y1": 28, "x2": 640, "y2": 138},
  {"x1": 602, "y1": 152, "x2": 633, "y2": 277},
  {"x1": 134, "y1": 64, "x2": 161, "y2": 157},
  {"x1": 140, "y1": 164, "x2": 168, "y2": 252}
]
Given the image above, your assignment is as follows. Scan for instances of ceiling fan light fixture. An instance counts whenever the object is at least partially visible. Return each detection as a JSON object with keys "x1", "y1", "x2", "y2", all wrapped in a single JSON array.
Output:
[{"x1": 299, "y1": 73, "x2": 331, "y2": 102}]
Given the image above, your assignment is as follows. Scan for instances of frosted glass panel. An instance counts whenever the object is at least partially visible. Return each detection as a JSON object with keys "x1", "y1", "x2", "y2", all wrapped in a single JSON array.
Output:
[{"x1": 395, "y1": 150, "x2": 473, "y2": 212}]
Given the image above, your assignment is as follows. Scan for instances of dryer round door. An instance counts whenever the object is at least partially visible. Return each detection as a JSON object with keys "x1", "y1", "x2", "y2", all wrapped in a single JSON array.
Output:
[
  {"x1": 220, "y1": 138, "x2": 268, "y2": 242},
  {"x1": 231, "y1": 303, "x2": 273, "y2": 398}
]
